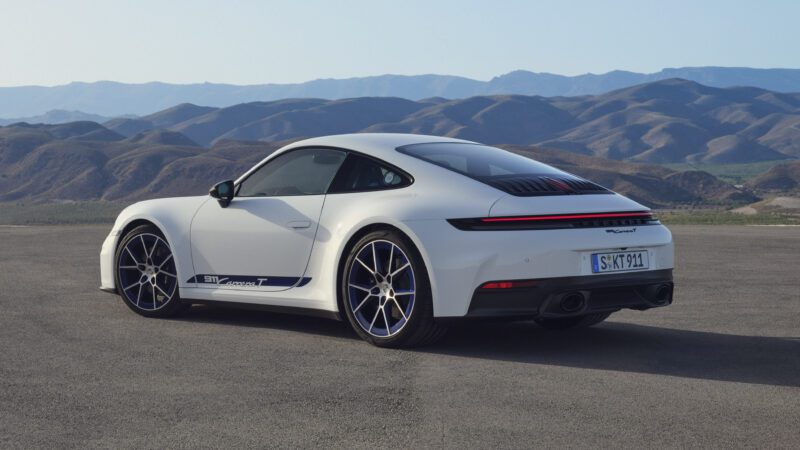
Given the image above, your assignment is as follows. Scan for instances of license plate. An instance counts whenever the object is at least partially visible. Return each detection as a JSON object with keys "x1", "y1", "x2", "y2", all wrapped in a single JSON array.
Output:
[{"x1": 591, "y1": 250, "x2": 649, "y2": 273}]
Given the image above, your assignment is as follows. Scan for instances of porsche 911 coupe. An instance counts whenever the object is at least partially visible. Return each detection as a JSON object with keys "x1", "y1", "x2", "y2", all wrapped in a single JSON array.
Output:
[{"x1": 100, "y1": 133, "x2": 674, "y2": 347}]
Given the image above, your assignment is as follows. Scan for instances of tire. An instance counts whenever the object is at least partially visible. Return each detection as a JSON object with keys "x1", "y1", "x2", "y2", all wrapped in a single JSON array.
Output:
[
  {"x1": 534, "y1": 312, "x2": 611, "y2": 330},
  {"x1": 341, "y1": 229, "x2": 447, "y2": 348},
  {"x1": 114, "y1": 224, "x2": 185, "y2": 318}
]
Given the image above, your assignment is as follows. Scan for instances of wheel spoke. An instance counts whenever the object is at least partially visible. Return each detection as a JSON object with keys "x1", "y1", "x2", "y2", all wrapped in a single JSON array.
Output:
[
  {"x1": 122, "y1": 281, "x2": 140, "y2": 291},
  {"x1": 353, "y1": 294, "x2": 375, "y2": 313},
  {"x1": 355, "y1": 257, "x2": 374, "y2": 274},
  {"x1": 391, "y1": 262, "x2": 410, "y2": 277},
  {"x1": 148, "y1": 237, "x2": 160, "y2": 259},
  {"x1": 160, "y1": 271, "x2": 177, "y2": 278},
  {"x1": 368, "y1": 307, "x2": 381, "y2": 333},
  {"x1": 387, "y1": 244, "x2": 394, "y2": 275},
  {"x1": 140, "y1": 235, "x2": 148, "y2": 257},
  {"x1": 392, "y1": 298, "x2": 408, "y2": 320},
  {"x1": 154, "y1": 284, "x2": 170, "y2": 300},
  {"x1": 125, "y1": 246, "x2": 140, "y2": 265},
  {"x1": 348, "y1": 283, "x2": 372, "y2": 292},
  {"x1": 372, "y1": 242, "x2": 379, "y2": 274},
  {"x1": 158, "y1": 253, "x2": 173, "y2": 268},
  {"x1": 151, "y1": 283, "x2": 157, "y2": 308},
  {"x1": 381, "y1": 304, "x2": 391, "y2": 335},
  {"x1": 135, "y1": 284, "x2": 142, "y2": 306},
  {"x1": 394, "y1": 290, "x2": 415, "y2": 296}
]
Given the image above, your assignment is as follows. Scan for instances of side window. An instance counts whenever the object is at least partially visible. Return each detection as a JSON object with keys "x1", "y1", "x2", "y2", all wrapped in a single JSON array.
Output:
[
  {"x1": 329, "y1": 154, "x2": 411, "y2": 193},
  {"x1": 237, "y1": 148, "x2": 346, "y2": 197}
]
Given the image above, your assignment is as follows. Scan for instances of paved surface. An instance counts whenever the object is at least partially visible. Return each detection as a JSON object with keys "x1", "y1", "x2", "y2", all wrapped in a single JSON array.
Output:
[{"x1": 1, "y1": 225, "x2": 798, "y2": 448}]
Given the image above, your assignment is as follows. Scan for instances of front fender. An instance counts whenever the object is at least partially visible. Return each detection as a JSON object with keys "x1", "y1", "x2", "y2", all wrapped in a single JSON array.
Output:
[{"x1": 100, "y1": 196, "x2": 210, "y2": 291}]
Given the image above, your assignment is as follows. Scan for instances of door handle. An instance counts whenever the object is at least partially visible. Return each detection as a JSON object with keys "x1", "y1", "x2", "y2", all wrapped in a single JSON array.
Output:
[{"x1": 287, "y1": 220, "x2": 312, "y2": 229}]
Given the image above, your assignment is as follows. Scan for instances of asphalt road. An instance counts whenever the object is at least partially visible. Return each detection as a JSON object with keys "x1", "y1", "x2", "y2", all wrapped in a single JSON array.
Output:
[{"x1": 1, "y1": 225, "x2": 798, "y2": 448}]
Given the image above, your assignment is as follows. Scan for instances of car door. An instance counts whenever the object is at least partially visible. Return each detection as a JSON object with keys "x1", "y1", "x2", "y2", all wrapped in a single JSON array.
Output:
[{"x1": 189, "y1": 147, "x2": 347, "y2": 291}]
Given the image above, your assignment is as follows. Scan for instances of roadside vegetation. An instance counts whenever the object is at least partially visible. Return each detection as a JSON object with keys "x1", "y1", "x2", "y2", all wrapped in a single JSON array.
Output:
[
  {"x1": 661, "y1": 160, "x2": 792, "y2": 185},
  {"x1": 657, "y1": 209, "x2": 800, "y2": 225}
]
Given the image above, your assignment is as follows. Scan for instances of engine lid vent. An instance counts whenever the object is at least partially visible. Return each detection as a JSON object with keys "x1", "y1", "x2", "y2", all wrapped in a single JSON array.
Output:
[{"x1": 479, "y1": 174, "x2": 611, "y2": 197}]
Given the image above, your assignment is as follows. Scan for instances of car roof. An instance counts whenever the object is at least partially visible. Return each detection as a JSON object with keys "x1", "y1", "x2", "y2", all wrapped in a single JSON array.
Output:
[
  {"x1": 235, "y1": 133, "x2": 482, "y2": 186},
  {"x1": 281, "y1": 133, "x2": 476, "y2": 160}
]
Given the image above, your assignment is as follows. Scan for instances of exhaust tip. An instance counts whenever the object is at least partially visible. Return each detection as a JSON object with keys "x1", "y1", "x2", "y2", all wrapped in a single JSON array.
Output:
[
  {"x1": 653, "y1": 284, "x2": 672, "y2": 305},
  {"x1": 560, "y1": 292, "x2": 586, "y2": 313}
]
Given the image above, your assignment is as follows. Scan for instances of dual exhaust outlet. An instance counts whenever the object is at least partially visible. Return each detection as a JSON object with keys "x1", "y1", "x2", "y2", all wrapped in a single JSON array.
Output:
[{"x1": 556, "y1": 283, "x2": 673, "y2": 314}]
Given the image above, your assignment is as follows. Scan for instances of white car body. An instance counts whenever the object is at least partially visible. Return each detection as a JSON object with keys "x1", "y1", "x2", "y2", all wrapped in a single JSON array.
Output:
[{"x1": 100, "y1": 133, "x2": 674, "y2": 320}]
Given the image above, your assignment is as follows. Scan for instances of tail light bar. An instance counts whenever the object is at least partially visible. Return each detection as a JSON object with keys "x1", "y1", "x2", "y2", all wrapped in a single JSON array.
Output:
[{"x1": 448, "y1": 211, "x2": 659, "y2": 231}]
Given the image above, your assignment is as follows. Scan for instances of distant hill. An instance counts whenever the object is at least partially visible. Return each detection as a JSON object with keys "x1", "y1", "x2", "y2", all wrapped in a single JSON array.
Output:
[
  {"x1": 0, "y1": 122, "x2": 757, "y2": 207},
  {"x1": 101, "y1": 79, "x2": 800, "y2": 164},
  {"x1": 3, "y1": 67, "x2": 800, "y2": 117},
  {"x1": 0, "y1": 109, "x2": 115, "y2": 126},
  {"x1": 747, "y1": 161, "x2": 800, "y2": 192}
]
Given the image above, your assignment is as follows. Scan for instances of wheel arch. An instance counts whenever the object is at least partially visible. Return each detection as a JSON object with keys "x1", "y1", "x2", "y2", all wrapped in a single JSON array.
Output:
[
  {"x1": 113, "y1": 217, "x2": 182, "y2": 282},
  {"x1": 334, "y1": 221, "x2": 436, "y2": 320}
]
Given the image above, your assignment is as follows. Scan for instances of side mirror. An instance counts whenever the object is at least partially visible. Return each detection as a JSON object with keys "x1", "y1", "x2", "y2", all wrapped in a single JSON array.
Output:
[{"x1": 209, "y1": 180, "x2": 235, "y2": 208}]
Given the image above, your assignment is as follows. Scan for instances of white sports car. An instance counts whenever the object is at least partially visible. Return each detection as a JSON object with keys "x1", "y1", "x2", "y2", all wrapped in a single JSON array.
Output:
[{"x1": 100, "y1": 133, "x2": 674, "y2": 347}]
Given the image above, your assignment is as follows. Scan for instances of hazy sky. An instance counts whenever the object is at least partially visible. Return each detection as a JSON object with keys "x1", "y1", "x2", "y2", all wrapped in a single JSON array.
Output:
[{"x1": 1, "y1": 0, "x2": 798, "y2": 87}]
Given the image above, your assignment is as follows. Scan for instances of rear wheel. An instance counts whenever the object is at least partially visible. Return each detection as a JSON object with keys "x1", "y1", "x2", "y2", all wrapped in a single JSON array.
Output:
[
  {"x1": 341, "y1": 230, "x2": 446, "y2": 348},
  {"x1": 115, "y1": 224, "x2": 185, "y2": 318},
  {"x1": 534, "y1": 312, "x2": 611, "y2": 330}
]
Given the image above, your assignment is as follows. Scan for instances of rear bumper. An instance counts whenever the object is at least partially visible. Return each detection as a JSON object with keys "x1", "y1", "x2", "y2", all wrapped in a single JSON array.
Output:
[{"x1": 466, "y1": 269, "x2": 673, "y2": 318}]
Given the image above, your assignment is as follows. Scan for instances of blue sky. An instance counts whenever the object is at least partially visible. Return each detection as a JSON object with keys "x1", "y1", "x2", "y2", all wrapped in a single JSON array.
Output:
[{"x1": 1, "y1": 0, "x2": 798, "y2": 86}]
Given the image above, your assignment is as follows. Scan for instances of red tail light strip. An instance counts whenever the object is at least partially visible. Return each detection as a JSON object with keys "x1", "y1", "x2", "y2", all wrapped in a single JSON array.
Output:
[
  {"x1": 447, "y1": 211, "x2": 659, "y2": 231},
  {"x1": 481, "y1": 211, "x2": 654, "y2": 223}
]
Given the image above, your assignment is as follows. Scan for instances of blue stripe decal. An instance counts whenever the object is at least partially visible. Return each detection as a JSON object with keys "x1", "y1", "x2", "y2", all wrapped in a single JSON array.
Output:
[{"x1": 187, "y1": 274, "x2": 311, "y2": 287}]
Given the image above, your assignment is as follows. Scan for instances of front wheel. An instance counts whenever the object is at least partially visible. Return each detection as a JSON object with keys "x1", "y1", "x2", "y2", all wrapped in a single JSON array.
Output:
[
  {"x1": 114, "y1": 224, "x2": 185, "y2": 318},
  {"x1": 341, "y1": 230, "x2": 446, "y2": 348}
]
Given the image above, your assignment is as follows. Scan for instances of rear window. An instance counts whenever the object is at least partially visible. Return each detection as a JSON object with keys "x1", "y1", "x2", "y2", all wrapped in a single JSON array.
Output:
[
  {"x1": 396, "y1": 142, "x2": 565, "y2": 178},
  {"x1": 397, "y1": 142, "x2": 610, "y2": 197}
]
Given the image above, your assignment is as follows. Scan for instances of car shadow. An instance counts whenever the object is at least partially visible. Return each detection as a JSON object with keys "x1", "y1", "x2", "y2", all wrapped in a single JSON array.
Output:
[
  {"x1": 431, "y1": 320, "x2": 800, "y2": 388},
  {"x1": 176, "y1": 305, "x2": 800, "y2": 388}
]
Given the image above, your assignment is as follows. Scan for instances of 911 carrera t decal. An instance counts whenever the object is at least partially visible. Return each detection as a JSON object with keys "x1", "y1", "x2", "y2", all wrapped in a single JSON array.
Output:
[{"x1": 187, "y1": 275, "x2": 311, "y2": 287}]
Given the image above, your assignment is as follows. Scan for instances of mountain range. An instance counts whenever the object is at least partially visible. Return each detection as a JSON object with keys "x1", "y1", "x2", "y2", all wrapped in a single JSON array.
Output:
[
  {"x1": 0, "y1": 121, "x2": 766, "y2": 207},
  {"x1": 3, "y1": 78, "x2": 800, "y2": 206},
  {"x1": 96, "y1": 79, "x2": 800, "y2": 164},
  {"x1": 2, "y1": 67, "x2": 800, "y2": 117}
]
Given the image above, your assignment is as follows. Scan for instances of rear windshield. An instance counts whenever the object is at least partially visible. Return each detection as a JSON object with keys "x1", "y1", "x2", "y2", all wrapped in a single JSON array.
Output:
[{"x1": 396, "y1": 142, "x2": 565, "y2": 178}]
